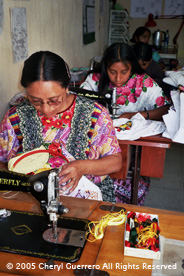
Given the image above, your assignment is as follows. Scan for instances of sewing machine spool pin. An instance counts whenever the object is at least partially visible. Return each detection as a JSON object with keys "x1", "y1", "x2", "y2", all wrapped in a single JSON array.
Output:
[
  {"x1": 111, "y1": 88, "x2": 120, "y2": 119},
  {"x1": 45, "y1": 169, "x2": 69, "y2": 240}
]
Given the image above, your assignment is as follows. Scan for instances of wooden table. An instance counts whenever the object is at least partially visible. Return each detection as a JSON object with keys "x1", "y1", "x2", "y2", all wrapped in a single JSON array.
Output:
[
  {"x1": 0, "y1": 192, "x2": 183, "y2": 276},
  {"x1": 110, "y1": 135, "x2": 172, "y2": 205}
]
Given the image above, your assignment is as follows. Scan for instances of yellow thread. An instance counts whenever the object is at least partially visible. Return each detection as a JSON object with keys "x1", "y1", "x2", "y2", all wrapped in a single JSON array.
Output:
[
  {"x1": 137, "y1": 222, "x2": 158, "y2": 248},
  {"x1": 86, "y1": 209, "x2": 126, "y2": 242}
]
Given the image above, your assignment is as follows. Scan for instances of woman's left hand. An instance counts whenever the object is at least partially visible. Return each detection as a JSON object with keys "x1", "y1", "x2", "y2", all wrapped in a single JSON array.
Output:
[
  {"x1": 119, "y1": 105, "x2": 170, "y2": 121},
  {"x1": 58, "y1": 160, "x2": 83, "y2": 194},
  {"x1": 118, "y1": 112, "x2": 136, "y2": 119},
  {"x1": 119, "y1": 111, "x2": 149, "y2": 120}
]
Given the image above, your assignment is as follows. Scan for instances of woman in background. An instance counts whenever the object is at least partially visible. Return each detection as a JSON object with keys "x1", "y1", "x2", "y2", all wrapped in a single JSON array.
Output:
[
  {"x1": 130, "y1": 26, "x2": 164, "y2": 68},
  {"x1": 133, "y1": 42, "x2": 172, "y2": 98},
  {"x1": 81, "y1": 42, "x2": 170, "y2": 205}
]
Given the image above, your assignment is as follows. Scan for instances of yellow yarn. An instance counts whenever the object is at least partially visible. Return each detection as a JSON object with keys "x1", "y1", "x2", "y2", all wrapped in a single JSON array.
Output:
[
  {"x1": 86, "y1": 209, "x2": 126, "y2": 242},
  {"x1": 137, "y1": 222, "x2": 158, "y2": 248}
]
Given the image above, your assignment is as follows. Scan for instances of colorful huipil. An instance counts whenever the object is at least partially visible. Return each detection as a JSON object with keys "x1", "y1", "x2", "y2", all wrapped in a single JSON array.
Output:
[
  {"x1": 0, "y1": 95, "x2": 121, "y2": 203},
  {"x1": 81, "y1": 73, "x2": 170, "y2": 205}
]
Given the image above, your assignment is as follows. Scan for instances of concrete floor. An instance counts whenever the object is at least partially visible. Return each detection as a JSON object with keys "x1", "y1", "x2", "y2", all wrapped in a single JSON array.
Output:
[{"x1": 143, "y1": 142, "x2": 184, "y2": 212}]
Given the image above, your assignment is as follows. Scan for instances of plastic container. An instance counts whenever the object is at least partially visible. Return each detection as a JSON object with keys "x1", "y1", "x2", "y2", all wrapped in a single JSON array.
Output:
[
  {"x1": 164, "y1": 30, "x2": 169, "y2": 50},
  {"x1": 124, "y1": 212, "x2": 161, "y2": 260}
]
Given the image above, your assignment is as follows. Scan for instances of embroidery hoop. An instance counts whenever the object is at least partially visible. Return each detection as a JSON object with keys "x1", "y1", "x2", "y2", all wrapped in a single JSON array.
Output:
[{"x1": 12, "y1": 149, "x2": 69, "y2": 170}]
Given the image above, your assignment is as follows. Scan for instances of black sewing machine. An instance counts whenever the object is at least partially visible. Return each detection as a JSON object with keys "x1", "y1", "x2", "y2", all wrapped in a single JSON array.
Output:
[
  {"x1": 0, "y1": 169, "x2": 87, "y2": 250},
  {"x1": 69, "y1": 86, "x2": 119, "y2": 118}
]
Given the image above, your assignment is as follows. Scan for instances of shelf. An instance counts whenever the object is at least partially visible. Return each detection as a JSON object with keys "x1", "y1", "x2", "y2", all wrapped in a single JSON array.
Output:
[
  {"x1": 108, "y1": 9, "x2": 129, "y2": 46},
  {"x1": 158, "y1": 45, "x2": 178, "y2": 59},
  {"x1": 110, "y1": 10, "x2": 128, "y2": 23}
]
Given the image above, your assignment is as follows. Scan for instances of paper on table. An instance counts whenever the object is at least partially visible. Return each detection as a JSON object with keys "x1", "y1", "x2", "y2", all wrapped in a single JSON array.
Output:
[
  {"x1": 162, "y1": 91, "x2": 184, "y2": 144},
  {"x1": 162, "y1": 90, "x2": 180, "y2": 140}
]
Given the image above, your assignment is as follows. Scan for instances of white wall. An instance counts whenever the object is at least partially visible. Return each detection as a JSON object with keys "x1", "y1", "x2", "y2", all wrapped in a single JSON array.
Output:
[{"x1": 0, "y1": 0, "x2": 110, "y2": 121}]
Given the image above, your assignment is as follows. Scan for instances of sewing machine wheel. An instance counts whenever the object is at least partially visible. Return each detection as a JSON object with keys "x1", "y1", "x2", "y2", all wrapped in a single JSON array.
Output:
[{"x1": 43, "y1": 227, "x2": 86, "y2": 247}]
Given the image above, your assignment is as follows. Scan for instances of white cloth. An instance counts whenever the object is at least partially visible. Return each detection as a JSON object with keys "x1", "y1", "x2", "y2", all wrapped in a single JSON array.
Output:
[
  {"x1": 113, "y1": 113, "x2": 166, "y2": 140},
  {"x1": 61, "y1": 175, "x2": 103, "y2": 201},
  {"x1": 162, "y1": 90, "x2": 184, "y2": 144},
  {"x1": 163, "y1": 69, "x2": 184, "y2": 87}
]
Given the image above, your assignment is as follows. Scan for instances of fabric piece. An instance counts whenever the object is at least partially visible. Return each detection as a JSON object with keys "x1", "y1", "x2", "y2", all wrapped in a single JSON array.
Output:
[
  {"x1": 62, "y1": 175, "x2": 103, "y2": 201},
  {"x1": 164, "y1": 69, "x2": 184, "y2": 87},
  {"x1": 169, "y1": 71, "x2": 184, "y2": 87},
  {"x1": 163, "y1": 77, "x2": 176, "y2": 87},
  {"x1": 113, "y1": 113, "x2": 166, "y2": 141}
]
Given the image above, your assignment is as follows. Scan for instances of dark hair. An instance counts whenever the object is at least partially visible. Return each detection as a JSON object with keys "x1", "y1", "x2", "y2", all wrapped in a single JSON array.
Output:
[
  {"x1": 130, "y1": 26, "x2": 151, "y2": 43},
  {"x1": 94, "y1": 43, "x2": 145, "y2": 93},
  {"x1": 133, "y1": 42, "x2": 153, "y2": 61},
  {"x1": 21, "y1": 51, "x2": 70, "y2": 88}
]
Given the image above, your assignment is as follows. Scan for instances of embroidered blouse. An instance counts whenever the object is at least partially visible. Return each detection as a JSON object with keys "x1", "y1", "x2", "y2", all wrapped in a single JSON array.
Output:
[
  {"x1": 80, "y1": 73, "x2": 170, "y2": 115},
  {"x1": 0, "y1": 96, "x2": 121, "y2": 184}
]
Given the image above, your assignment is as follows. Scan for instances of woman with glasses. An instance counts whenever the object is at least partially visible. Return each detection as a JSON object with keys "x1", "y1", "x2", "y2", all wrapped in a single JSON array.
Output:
[{"x1": 0, "y1": 51, "x2": 122, "y2": 203}]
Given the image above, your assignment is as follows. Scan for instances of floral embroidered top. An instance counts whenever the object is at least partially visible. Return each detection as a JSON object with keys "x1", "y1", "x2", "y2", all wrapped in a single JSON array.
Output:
[
  {"x1": 80, "y1": 73, "x2": 170, "y2": 115},
  {"x1": 0, "y1": 96, "x2": 121, "y2": 185}
]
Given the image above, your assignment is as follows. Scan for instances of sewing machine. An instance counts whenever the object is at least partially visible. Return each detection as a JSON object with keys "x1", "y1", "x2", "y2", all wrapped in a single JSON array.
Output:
[
  {"x1": 0, "y1": 168, "x2": 86, "y2": 248},
  {"x1": 69, "y1": 86, "x2": 119, "y2": 118}
]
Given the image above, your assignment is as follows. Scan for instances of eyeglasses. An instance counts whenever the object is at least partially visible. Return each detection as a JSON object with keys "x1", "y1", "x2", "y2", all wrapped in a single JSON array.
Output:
[{"x1": 27, "y1": 95, "x2": 62, "y2": 107}]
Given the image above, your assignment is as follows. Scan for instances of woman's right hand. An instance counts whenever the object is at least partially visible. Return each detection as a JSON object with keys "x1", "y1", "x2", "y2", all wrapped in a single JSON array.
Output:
[{"x1": 58, "y1": 160, "x2": 84, "y2": 194}]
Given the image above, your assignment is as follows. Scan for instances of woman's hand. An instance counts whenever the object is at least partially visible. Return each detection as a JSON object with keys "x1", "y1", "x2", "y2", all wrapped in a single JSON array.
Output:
[
  {"x1": 118, "y1": 105, "x2": 170, "y2": 121},
  {"x1": 118, "y1": 112, "x2": 136, "y2": 119},
  {"x1": 59, "y1": 160, "x2": 84, "y2": 194},
  {"x1": 58, "y1": 152, "x2": 122, "y2": 195}
]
